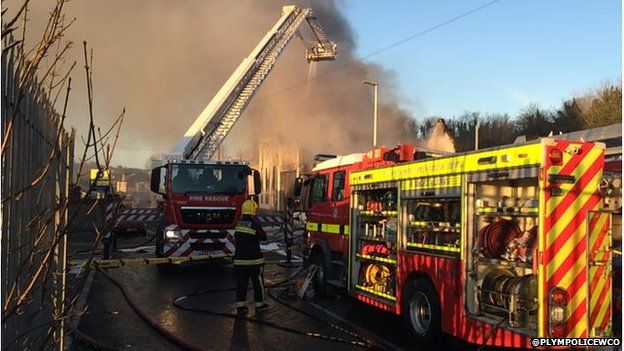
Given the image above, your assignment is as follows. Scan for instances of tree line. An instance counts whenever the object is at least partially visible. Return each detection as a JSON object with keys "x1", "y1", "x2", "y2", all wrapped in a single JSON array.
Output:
[{"x1": 415, "y1": 83, "x2": 622, "y2": 152}]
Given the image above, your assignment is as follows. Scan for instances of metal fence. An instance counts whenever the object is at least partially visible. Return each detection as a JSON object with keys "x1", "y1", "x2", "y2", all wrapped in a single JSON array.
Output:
[{"x1": 1, "y1": 38, "x2": 75, "y2": 350}]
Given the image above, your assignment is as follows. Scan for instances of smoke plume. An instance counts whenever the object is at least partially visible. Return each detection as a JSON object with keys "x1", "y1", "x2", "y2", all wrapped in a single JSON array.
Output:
[{"x1": 8, "y1": 0, "x2": 421, "y2": 167}]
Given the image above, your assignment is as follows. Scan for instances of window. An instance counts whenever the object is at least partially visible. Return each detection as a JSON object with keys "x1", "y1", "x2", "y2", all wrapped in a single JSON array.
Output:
[
  {"x1": 309, "y1": 174, "x2": 328, "y2": 206},
  {"x1": 331, "y1": 171, "x2": 346, "y2": 201},
  {"x1": 159, "y1": 167, "x2": 167, "y2": 193},
  {"x1": 170, "y1": 164, "x2": 247, "y2": 195}
]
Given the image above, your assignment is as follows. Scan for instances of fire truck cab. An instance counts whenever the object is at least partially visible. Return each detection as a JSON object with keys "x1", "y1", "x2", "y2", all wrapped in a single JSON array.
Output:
[
  {"x1": 298, "y1": 145, "x2": 441, "y2": 295},
  {"x1": 150, "y1": 160, "x2": 261, "y2": 258}
]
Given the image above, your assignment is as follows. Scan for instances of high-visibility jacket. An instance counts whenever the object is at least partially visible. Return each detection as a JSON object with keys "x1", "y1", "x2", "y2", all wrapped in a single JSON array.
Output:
[{"x1": 233, "y1": 214, "x2": 267, "y2": 266}]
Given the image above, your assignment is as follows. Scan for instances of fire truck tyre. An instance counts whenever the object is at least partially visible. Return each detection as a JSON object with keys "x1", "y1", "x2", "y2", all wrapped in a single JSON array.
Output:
[
  {"x1": 310, "y1": 253, "x2": 329, "y2": 298},
  {"x1": 402, "y1": 278, "x2": 441, "y2": 344}
]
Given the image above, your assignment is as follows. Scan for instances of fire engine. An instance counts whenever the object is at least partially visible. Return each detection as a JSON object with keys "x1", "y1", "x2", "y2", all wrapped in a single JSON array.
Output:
[
  {"x1": 298, "y1": 138, "x2": 617, "y2": 348},
  {"x1": 148, "y1": 5, "x2": 337, "y2": 258},
  {"x1": 297, "y1": 145, "x2": 444, "y2": 294}
]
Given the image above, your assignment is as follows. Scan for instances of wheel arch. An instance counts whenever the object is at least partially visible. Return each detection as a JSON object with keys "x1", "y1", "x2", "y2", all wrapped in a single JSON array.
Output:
[
  {"x1": 399, "y1": 270, "x2": 438, "y2": 314},
  {"x1": 306, "y1": 237, "x2": 331, "y2": 268}
]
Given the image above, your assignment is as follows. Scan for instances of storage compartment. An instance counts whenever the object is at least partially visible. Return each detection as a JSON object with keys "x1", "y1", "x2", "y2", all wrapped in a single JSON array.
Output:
[
  {"x1": 465, "y1": 175, "x2": 539, "y2": 333},
  {"x1": 350, "y1": 185, "x2": 399, "y2": 301},
  {"x1": 405, "y1": 197, "x2": 461, "y2": 255}
]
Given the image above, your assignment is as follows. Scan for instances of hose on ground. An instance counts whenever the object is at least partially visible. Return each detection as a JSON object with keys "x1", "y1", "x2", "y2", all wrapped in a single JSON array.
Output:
[
  {"x1": 266, "y1": 286, "x2": 371, "y2": 345},
  {"x1": 97, "y1": 265, "x2": 208, "y2": 351},
  {"x1": 172, "y1": 266, "x2": 371, "y2": 348},
  {"x1": 69, "y1": 325, "x2": 118, "y2": 351},
  {"x1": 77, "y1": 263, "x2": 369, "y2": 350}
]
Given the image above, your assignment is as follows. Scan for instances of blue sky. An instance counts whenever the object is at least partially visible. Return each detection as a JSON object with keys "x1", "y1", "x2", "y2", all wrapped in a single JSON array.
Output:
[{"x1": 343, "y1": 0, "x2": 622, "y2": 120}]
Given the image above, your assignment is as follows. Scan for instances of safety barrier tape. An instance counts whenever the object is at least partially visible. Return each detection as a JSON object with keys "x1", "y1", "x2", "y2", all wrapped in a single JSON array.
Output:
[
  {"x1": 257, "y1": 215, "x2": 285, "y2": 226},
  {"x1": 91, "y1": 246, "x2": 288, "y2": 269},
  {"x1": 94, "y1": 254, "x2": 229, "y2": 268}
]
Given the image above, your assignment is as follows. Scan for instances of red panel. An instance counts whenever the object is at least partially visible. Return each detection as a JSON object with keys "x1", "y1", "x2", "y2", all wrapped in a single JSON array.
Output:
[
  {"x1": 396, "y1": 250, "x2": 533, "y2": 348},
  {"x1": 351, "y1": 292, "x2": 397, "y2": 313}
]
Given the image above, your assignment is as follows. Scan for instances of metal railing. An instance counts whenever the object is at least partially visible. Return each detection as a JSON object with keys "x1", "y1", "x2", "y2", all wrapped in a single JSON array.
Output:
[{"x1": 1, "y1": 38, "x2": 75, "y2": 350}]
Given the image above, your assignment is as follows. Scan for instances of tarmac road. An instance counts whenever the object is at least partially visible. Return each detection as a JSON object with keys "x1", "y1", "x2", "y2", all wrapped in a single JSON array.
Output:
[{"x1": 72, "y1": 233, "x2": 476, "y2": 351}]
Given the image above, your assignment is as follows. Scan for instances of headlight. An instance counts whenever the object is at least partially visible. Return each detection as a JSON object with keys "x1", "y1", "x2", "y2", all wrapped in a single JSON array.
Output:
[{"x1": 165, "y1": 229, "x2": 182, "y2": 240}]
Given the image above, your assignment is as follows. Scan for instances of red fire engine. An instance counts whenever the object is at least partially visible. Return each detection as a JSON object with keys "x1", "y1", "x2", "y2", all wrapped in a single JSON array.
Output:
[
  {"x1": 299, "y1": 138, "x2": 616, "y2": 348},
  {"x1": 150, "y1": 161, "x2": 261, "y2": 257},
  {"x1": 148, "y1": 5, "x2": 337, "y2": 259},
  {"x1": 298, "y1": 145, "x2": 440, "y2": 294}
]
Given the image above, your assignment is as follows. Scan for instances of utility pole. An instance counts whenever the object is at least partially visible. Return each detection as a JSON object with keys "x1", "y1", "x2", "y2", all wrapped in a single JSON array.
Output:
[
  {"x1": 363, "y1": 80, "x2": 379, "y2": 149},
  {"x1": 475, "y1": 120, "x2": 480, "y2": 150}
]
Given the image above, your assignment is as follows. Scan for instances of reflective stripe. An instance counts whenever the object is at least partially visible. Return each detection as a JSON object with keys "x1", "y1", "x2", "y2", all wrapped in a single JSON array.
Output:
[
  {"x1": 306, "y1": 222, "x2": 320, "y2": 231},
  {"x1": 235, "y1": 226, "x2": 256, "y2": 235},
  {"x1": 351, "y1": 143, "x2": 542, "y2": 185},
  {"x1": 401, "y1": 174, "x2": 461, "y2": 191},
  {"x1": 258, "y1": 266, "x2": 265, "y2": 303},
  {"x1": 233, "y1": 258, "x2": 265, "y2": 265},
  {"x1": 322, "y1": 223, "x2": 340, "y2": 233},
  {"x1": 355, "y1": 284, "x2": 396, "y2": 301},
  {"x1": 306, "y1": 221, "x2": 349, "y2": 235},
  {"x1": 406, "y1": 242, "x2": 460, "y2": 253},
  {"x1": 235, "y1": 301, "x2": 247, "y2": 307}
]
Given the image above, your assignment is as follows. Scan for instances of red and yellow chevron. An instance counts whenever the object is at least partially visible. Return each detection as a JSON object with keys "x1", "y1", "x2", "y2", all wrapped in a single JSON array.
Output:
[
  {"x1": 587, "y1": 211, "x2": 612, "y2": 337},
  {"x1": 539, "y1": 140, "x2": 607, "y2": 338}
]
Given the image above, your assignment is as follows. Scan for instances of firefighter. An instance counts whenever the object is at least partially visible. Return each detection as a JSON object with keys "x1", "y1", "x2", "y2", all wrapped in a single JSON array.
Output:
[{"x1": 234, "y1": 199, "x2": 268, "y2": 314}]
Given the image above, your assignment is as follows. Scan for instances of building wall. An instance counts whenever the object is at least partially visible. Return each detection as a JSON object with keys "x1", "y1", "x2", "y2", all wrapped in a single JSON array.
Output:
[{"x1": 256, "y1": 140, "x2": 303, "y2": 212}]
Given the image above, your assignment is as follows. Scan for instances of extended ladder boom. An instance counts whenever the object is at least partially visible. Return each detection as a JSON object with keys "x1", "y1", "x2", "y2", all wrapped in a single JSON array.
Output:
[{"x1": 169, "y1": 5, "x2": 337, "y2": 161}]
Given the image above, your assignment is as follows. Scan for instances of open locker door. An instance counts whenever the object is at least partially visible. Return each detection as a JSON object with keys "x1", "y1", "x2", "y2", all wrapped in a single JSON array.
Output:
[{"x1": 587, "y1": 211, "x2": 612, "y2": 337}]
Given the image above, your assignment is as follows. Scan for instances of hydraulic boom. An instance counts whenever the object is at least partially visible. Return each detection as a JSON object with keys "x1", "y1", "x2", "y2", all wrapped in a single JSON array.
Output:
[{"x1": 170, "y1": 5, "x2": 337, "y2": 161}]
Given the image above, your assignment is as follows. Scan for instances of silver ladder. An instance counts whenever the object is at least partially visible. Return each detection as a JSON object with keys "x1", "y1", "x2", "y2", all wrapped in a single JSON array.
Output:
[{"x1": 188, "y1": 7, "x2": 335, "y2": 160}]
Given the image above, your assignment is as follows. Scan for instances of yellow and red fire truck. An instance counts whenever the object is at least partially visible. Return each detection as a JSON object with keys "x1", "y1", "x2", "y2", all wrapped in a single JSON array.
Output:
[{"x1": 300, "y1": 138, "x2": 616, "y2": 348}]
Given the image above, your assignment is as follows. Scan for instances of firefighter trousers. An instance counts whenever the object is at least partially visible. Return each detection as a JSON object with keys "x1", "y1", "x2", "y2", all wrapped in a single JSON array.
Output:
[{"x1": 234, "y1": 264, "x2": 265, "y2": 307}]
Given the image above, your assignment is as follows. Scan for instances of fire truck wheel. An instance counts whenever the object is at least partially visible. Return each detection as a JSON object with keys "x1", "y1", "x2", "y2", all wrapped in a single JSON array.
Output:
[
  {"x1": 310, "y1": 253, "x2": 329, "y2": 298},
  {"x1": 402, "y1": 278, "x2": 441, "y2": 344}
]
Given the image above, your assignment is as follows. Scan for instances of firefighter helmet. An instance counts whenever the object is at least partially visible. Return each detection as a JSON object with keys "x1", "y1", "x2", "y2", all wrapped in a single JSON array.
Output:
[{"x1": 241, "y1": 199, "x2": 258, "y2": 216}]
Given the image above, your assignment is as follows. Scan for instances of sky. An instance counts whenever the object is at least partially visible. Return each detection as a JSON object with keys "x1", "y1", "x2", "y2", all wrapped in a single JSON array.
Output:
[
  {"x1": 6, "y1": 0, "x2": 621, "y2": 168},
  {"x1": 342, "y1": 0, "x2": 622, "y2": 119}
]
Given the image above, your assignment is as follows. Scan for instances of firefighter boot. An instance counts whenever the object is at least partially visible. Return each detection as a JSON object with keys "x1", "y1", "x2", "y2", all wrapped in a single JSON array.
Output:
[
  {"x1": 236, "y1": 302, "x2": 248, "y2": 315},
  {"x1": 255, "y1": 302, "x2": 269, "y2": 311}
]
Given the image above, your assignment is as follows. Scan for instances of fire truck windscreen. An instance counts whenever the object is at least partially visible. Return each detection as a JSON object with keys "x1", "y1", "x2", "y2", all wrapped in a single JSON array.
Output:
[{"x1": 170, "y1": 164, "x2": 248, "y2": 195}]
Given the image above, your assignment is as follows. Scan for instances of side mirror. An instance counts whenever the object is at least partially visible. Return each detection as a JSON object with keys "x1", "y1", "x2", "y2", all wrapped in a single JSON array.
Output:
[
  {"x1": 293, "y1": 177, "x2": 303, "y2": 197},
  {"x1": 253, "y1": 170, "x2": 262, "y2": 195},
  {"x1": 150, "y1": 166, "x2": 166, "y2": 195}
]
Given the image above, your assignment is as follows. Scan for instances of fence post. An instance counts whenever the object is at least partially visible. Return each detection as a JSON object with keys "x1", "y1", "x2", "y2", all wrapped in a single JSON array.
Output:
[{"x1": 283, "y1": 197, "x2": 294, "y2": 266}]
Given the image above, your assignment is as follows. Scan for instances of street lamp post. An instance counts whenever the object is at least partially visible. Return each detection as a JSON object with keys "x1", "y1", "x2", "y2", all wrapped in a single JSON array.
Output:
[{"x1": 363, "y1": 80, "x2": 379, "y2": 149}]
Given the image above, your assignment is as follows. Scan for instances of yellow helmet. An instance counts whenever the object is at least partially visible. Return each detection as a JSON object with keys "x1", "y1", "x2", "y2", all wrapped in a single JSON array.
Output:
[{"x1": 241, "y1": 199, "x2": 258, "y2": 216}]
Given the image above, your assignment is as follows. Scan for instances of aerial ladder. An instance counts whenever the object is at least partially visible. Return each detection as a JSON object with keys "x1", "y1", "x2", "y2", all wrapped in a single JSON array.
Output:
[{"x1": 168, "y1": 5, "x2": 338, "y2": 161}]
